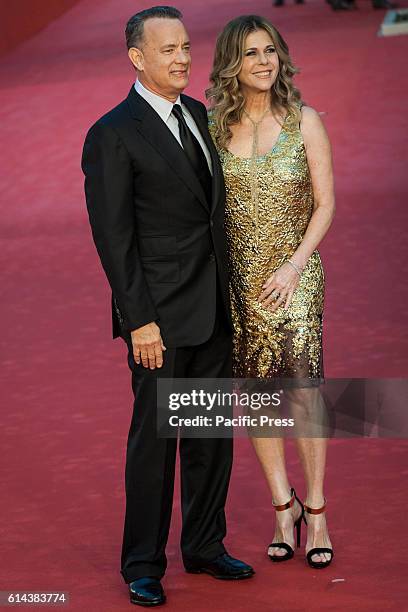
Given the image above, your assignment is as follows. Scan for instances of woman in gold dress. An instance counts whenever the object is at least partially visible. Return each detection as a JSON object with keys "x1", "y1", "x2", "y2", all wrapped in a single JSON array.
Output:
[{"x1": 207, "y1": 15, "x2": 336, "y2": 568}]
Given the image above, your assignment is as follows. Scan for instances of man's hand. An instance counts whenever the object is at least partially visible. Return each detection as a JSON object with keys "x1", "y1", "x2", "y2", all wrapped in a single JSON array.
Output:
[{"x1": 130, "y1": 322, "x2": 166, "y2": 369}]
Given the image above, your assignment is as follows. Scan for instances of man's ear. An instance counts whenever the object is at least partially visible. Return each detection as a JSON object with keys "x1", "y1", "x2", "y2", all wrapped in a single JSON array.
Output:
[{"x1": 128, "y1": 47, "x2": 144, "y2": 71}]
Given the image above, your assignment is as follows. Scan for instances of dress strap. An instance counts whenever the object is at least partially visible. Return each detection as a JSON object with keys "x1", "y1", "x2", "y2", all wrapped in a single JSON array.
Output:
[{"x1": 298, "y1": 101, "x2": 304, "y2": 129}]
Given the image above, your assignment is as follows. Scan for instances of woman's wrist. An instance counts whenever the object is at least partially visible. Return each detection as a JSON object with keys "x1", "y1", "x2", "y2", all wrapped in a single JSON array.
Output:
[
  {"x1": 287, "y1": 259, "x2": 303, "y2": 277},
  {"x1": 289, "y1": 252, "x2": 310, "y2": 273}
]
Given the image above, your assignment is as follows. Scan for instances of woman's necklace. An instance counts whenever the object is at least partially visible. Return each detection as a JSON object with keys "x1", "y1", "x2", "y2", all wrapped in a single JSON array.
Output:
[
  {"x1": 242, "y1": 107, "x2": 271, "y2": 242},
  {"x1": 242, "y1": 107, "x2": 271, "y2": 157}
]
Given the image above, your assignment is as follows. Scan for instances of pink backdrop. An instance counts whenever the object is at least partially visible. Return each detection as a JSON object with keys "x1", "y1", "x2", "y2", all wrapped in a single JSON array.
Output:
[{"x1": 0, "y1": 0, "x2": 80, "y2": 56}]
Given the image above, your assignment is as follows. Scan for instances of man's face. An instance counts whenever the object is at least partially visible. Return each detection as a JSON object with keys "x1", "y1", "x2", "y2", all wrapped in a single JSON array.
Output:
[{"x1": 129, "y1": 18, "x2": 191, "y2": 101}]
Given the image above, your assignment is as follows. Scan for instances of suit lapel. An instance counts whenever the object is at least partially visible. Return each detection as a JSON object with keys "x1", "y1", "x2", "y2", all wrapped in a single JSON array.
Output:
[
  {"x1": 126, "y1": 87, "x2": 209, "y2": 212},
  {"x1": 180, "y1": 94, "x2": 224, "y2": 214}
]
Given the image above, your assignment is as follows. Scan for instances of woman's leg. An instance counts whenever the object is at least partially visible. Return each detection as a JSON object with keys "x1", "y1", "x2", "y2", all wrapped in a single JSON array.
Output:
[
  {"x1": 250, "y1": 436, "x2": 303, "y2": 557},
  {"x1": 291, "y1": 387, "x2": 332, "y2": 563},
  {"x1": 295, "y1": 436, "x2": 332, "y2": 562}
]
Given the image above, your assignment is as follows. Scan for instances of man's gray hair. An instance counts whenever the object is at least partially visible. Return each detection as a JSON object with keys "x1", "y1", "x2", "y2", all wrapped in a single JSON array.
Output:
[{"x1": 125, "y1": 6, "x2": 183, "y2": 49}]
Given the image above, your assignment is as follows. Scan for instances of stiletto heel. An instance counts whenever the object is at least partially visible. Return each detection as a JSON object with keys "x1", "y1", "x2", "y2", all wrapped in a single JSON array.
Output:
[
  {"x1": 268, "y1": 487, "x2": 304, "y2": 562},
  {"x1": 304, "y1": 498, "x2": 334, "y2": 569},
  {"x1": 295, "y1": 516, "x2": 302, "y2": 547}
]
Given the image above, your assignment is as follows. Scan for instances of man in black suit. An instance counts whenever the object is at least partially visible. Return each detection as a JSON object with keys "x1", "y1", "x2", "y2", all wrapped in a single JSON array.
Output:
[{"x1": 81, "y1": 6, "x2": 254, "y2": 607}]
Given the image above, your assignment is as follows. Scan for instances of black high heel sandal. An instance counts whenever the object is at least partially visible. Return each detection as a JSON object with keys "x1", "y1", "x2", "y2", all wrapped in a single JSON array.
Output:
[
  {"x1": 304, "y1": 498, "x2": 334, "y2": 569},
  {"x1": 268, "y1": 488, "x2": 304, "y2": 562}
]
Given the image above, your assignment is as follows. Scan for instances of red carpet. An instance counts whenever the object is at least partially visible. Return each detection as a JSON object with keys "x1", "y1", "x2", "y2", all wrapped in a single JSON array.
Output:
[{"x1": 1, "y1": 0, "x2": 408, "y2": 609}]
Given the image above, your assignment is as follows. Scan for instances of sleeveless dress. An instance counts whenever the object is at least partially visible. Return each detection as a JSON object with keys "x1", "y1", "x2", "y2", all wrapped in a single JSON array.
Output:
[{"x1": 209, "y1": 110, "x2": 325, "y2": 381}]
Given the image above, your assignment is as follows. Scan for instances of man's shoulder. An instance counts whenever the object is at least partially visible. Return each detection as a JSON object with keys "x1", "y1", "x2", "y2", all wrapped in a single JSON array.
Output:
[
  {"x1": 181, "y1": 93, "x2": 207, "y2": 116},
  {"x1": 86, "y1": 94, "x2": 132, "y2": 139}
]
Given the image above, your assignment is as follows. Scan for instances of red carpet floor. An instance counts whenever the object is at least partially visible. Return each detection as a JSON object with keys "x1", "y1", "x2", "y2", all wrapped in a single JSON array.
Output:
[{"x1": 1, "y1": 0, "x2": 408, "y2": 610}]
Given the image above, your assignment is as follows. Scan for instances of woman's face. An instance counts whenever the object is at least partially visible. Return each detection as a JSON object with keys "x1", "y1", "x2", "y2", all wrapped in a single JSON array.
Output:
[{"x1": 237, "y1": 29, "x2": 279, "y2": 94}]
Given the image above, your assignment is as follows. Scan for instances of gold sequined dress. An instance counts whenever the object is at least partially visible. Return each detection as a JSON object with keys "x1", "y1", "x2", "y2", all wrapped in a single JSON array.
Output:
[{"x1": 210, "y1": 112, "x2": 324, "y2": 380}]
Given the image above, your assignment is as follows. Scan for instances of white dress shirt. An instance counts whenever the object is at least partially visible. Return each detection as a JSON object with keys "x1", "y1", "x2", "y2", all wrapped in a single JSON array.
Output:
[{"x1": 134, "y1": 79, "x2": 213, "y2": 175}]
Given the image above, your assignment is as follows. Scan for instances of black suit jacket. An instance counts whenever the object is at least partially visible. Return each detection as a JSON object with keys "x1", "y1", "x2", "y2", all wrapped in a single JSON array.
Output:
[{"x1": 81, "y1": 86, "x2": 232, "y2": 347}]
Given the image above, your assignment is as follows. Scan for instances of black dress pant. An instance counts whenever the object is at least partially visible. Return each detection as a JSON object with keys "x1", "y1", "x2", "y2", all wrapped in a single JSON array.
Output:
[{"x1": 120, "y1": 294, "x2": 233, "y2": 583}]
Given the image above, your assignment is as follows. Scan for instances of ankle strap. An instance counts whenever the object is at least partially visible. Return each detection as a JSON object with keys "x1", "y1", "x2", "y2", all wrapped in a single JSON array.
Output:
[
  {"x1": 272, "y1": 488, "x2": 295, "y2": 511},
  {"x1": 304, "y1": 498, "x2": 326, "y2": 515}
]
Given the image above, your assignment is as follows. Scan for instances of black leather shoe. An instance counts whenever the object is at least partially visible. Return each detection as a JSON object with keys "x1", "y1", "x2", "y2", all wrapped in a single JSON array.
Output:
[
  {"x1": 128, "y1": 578, "x2": 166, "y2": 607},
  {"x1": 328, "y1": 0, "x2": 356, "y2": 9},
  {"x1": 372, "y1": 0, "x2": 398, "y2": 7},
  {"x1": 185, "y1": 553, "x2": 254, "y2": 580}
]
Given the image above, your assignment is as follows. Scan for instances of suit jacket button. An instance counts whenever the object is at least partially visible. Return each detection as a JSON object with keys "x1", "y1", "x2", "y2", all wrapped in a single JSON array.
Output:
[
  {"x1": 210, "y1": 220, "x2": 214, "y2": 228},
  {"x1": 209, "y1": 252, "x2": 216, "y2": 263}
]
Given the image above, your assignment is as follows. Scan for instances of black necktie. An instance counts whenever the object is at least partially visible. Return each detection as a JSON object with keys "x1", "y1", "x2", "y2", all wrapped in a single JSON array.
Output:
[{"x1": 172, "y1": 103, "x2": 212, "y2": 204}]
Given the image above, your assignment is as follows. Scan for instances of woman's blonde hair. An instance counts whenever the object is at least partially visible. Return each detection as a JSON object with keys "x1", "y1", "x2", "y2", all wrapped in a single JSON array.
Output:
[{"x1": 206, "y1": 15, "x2": 302, "y2": 149}]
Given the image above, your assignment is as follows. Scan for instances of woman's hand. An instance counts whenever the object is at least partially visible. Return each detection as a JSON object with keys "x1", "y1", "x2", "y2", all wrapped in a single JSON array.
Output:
[{"x1": 258, "y1": 261, "x2": 301, "y2": 312}]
